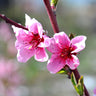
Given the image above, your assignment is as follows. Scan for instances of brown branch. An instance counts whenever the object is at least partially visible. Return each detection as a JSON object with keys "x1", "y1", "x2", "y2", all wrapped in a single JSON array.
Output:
[
  {"x1": 43, "y1": 0, "x2": 59, "y2": 33},
  {"x1": 0, "y1": 14, "x2": 28, "y2": 31}
]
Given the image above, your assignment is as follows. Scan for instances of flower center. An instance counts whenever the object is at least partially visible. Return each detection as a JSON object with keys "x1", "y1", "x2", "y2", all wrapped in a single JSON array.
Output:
[
  {"x1": 60, "y1": 46, "x2": 77, "y2": 59},
  {"x1": 61, "y1": 47, "x2": 72, "y2": 58},
  {"x1": 29, "y1": 33, "x2": 44, "y2": 48}
]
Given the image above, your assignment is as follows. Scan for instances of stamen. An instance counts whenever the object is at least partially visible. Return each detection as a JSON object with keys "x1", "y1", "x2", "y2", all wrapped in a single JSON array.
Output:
[
  {"x1": 29, "y1": 33, "x2": 44, "y2": 48},
  {"x1": 28, "y1": 45, "x2": 33, "y2": 49}
]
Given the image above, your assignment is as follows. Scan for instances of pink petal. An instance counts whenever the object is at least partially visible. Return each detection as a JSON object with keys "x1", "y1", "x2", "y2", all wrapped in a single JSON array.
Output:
[
  {"x1": 25, "y1": 14, "x2": 32, "y2": 27},
  {"x1": 71, "y1": 36, "x2": 87, "y2": 52},
  {"x1": 38, "y1": 36, "x2": 51, "y2": 48},
  {"x1": 54, "y1": 32, "x2": 70, "y2": 48},
  {"x1": 93, "y1": 87, "x2": 96, "y2": 94},
  {"x1": 37, "y1": 22, "x2": 43, "y2": 38},
  {"x1": 29, "y1": 23, "x2": 38, "y2": 34},
  {"x1": 35, "y1": 48, "x2": 48, "y2": 62},
  {"x1": 25, "y1": 14, "x2": 43, "y2": 38},
  {"x1": 47, "y1": 54, "x2": 66, "y2": 74},
  {"x1": 66, "y1": 55, "x2": 79, "y2": 70},
  {"x1": 15, "y1": 39, "x2": 33, "y2": 50},
  {"x1": 47, "y1": 38, "x2": 61, "y2": 54},
  {"x1": 12, "y1": 26, "x2": 30, "y2": 42},
  {"x1": 28, "y1": 18, "x2": 43, "y2": 38},
  {"x1": 17, "y1": 48, "x2": 35, "y2": 63},
  {"x1": 14, "y1": 30, "x2": 33, "y2": 49},
  {"x1": 12, "y1": 25, "x2": 20, "y2": 34},
  {"x1": 15, "y1": 40, "x2": 23, "y2": 49}
]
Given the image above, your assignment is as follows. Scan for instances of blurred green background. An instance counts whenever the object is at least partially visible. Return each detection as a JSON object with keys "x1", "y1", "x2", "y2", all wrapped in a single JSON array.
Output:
[{"x1": 0, "y1": 0, "x2": 96, "y2": 96}]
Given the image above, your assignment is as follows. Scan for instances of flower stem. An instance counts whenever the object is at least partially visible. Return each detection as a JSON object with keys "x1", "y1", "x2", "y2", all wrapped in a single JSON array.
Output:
[
  {"x1": 43, "y1": 0, "x2": 90, "y2": 96},
  {"x1": 43, "y1": 0, "x2": 59, "y2": 33},
  {"x1": 0, "y1": 14, "x2": 28, "y2": 31}
]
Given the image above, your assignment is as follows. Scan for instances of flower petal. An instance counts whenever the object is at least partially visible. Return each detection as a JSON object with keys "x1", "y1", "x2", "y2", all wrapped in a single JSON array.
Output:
[
  {"x1": 25, "y1": 14, "x2": 32, "y2": 27},
  {"x1": 71, "y1": 36, "x2": 87, "y2": 52},
  {"x1": 37, "y1": 22, "x2": 43, "y2": 38},
  {"x1": 12, "y1": 25, "x2": 21, "y2": 34},
  {"x1": 47, "y1": 38, "x2": 61, "y2": 54},
  {"x1": 66, "y1": 55, "x2": 79, "y2": 70},
  {"x1": 25, "y1": 14, "x2": 43, "y2": 38},
  {"x1": 15, "y1": 40, "x2": 22, "y2": 49},
  {"x1": 28, "y1": 18, "x2": 43, "y2": 38},
  {"x1": 12, "y1": 25, "x2": 30, "y2": 42},
  {"x1": 17, "y1": 48, "x2": 35, "y2": 63},
  {"x1": 47, "y1": 54, "x2": 65, "y2": 74},
  {"x1": 38, "y1": 35, "x2": 51, "y2": 48},
  {"x1": 54, "y1": 32, "x2": 70, "y2": 48},
  {"x1": 15, "y1": 40, "x2": 33, "y2": 50},
  {"x1": 35, "y1": 48, "x2": 48, "y2": 62}
]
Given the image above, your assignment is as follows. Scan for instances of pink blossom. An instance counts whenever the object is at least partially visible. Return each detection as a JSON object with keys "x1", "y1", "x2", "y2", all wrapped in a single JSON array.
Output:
[
  {"x1": 7, "y1": 41, "x2": 17, "y2": 57},
  {"x1": 0, "y1": 59, "x2": 21, "y2": 85},
  {"x1": 93, "y1": 87, "x2": 96, "y2": 96},
  {"x1": 0, "y1": 59, "x2": 22, "y2": 96},
  {"x1": 12, "y1": 14, "x2": 50, "y2": 62},
  {"x1": 0, "y1": 21, "x2": 12, "y2": 42},
  {"x1": 47, "y1": 32, "x2": 86, "y2": 73}
]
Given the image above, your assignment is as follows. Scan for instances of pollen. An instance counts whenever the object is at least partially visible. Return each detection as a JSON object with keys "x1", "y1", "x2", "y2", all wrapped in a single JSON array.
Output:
[
  {"x1": 61, "y1": 54, "x2": 64, "y2": 57},
  {"x1": 29, "y1": 45, "x2": 32, "y2": 49}
]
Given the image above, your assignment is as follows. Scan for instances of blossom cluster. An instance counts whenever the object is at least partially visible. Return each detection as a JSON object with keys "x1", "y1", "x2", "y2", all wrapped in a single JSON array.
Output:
[
  {"x1": 12, "y1": 14, "x2": 86, "y2": 74},
  {"x1": 93, "y1": 87, "x2": 96, "y2": 96},
  {"x1": 0, "y1": 58, "x2": 22, "y2": 96}
]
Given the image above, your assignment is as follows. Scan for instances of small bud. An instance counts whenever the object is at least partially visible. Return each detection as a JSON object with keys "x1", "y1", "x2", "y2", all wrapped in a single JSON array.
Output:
[
  {"x1": 50, "y1": 0, "x2": 58, "y2": 14},
  {"x1": 69, "y1": 33, "x2": 75, "y2": 40}
]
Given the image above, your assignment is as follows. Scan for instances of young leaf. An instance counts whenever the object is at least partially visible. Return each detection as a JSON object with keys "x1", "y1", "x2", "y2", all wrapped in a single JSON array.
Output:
[
  {"x1": 71, "y1": 72, "x2": 84, "y2": 96},
  {"x1": 57, "y1": 68, "x2": 67, "y2": 74},
  {"x1": 71, "y1": 72, "x2": 77, "y2": 86},
  {"x1": 78, "y1": 76, "x2": 84, "y2": 95},
  {"x1": 69, "y1": 33, "x2": 75, "y2": 40},
  {"x1": 50, "y1": 0, "x2": 59, "y2": 13},
  {"x1": 51, "y1": 0, "x2": 58, "y2": 7}
]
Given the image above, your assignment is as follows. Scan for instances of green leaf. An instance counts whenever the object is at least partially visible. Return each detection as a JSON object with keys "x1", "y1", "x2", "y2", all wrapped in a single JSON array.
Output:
[
  {"x1": 51, "y1": 0, "x2": 58, "y2": 7},
  {"x1": 57, "y1": 68, "x2": 67, "y2": 74},
  {"x1": 71, "y1": 72, "x2": 77, "y2": 86},
  {"x1": 75, "y1": 86, "x2": 80, "y2": 94},
  {"x1": 78, "y1": 76, "x2": 84, "y2": 95},
  {"x1": 69, "y1": 33, "x2": 75, "y2": 40},
  {"x1": 76, "y1": 76, "x2": 84, "y2": 96},
  {"x1": 71, "y1": 73, "x2": 84, "y2": 96},
  {"x1": 76, "y1": 84, "x2": 82, "y2": 95}
]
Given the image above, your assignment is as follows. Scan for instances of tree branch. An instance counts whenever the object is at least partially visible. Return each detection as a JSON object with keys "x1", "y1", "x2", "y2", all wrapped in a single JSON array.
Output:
[
  {"x1": 43, "y1": 0, "x2": 59, "y2": 33},
  {"x1": 0, "y1": 14, "x2": 28, "y2": 31}
]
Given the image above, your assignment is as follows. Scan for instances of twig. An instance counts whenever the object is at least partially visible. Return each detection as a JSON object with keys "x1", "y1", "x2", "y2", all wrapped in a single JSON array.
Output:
[
  {"x1": 43, "y1": 0, "x2": 59, "y2": 33},
  {"x1": 0, "y1": 14, "x2": 28, "y2": 31}
]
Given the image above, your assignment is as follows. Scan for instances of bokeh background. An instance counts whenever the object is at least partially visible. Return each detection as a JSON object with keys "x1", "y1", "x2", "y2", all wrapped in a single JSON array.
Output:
[{"x1": 0, "y1": 0, "x2": 96, "y2": 96}]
